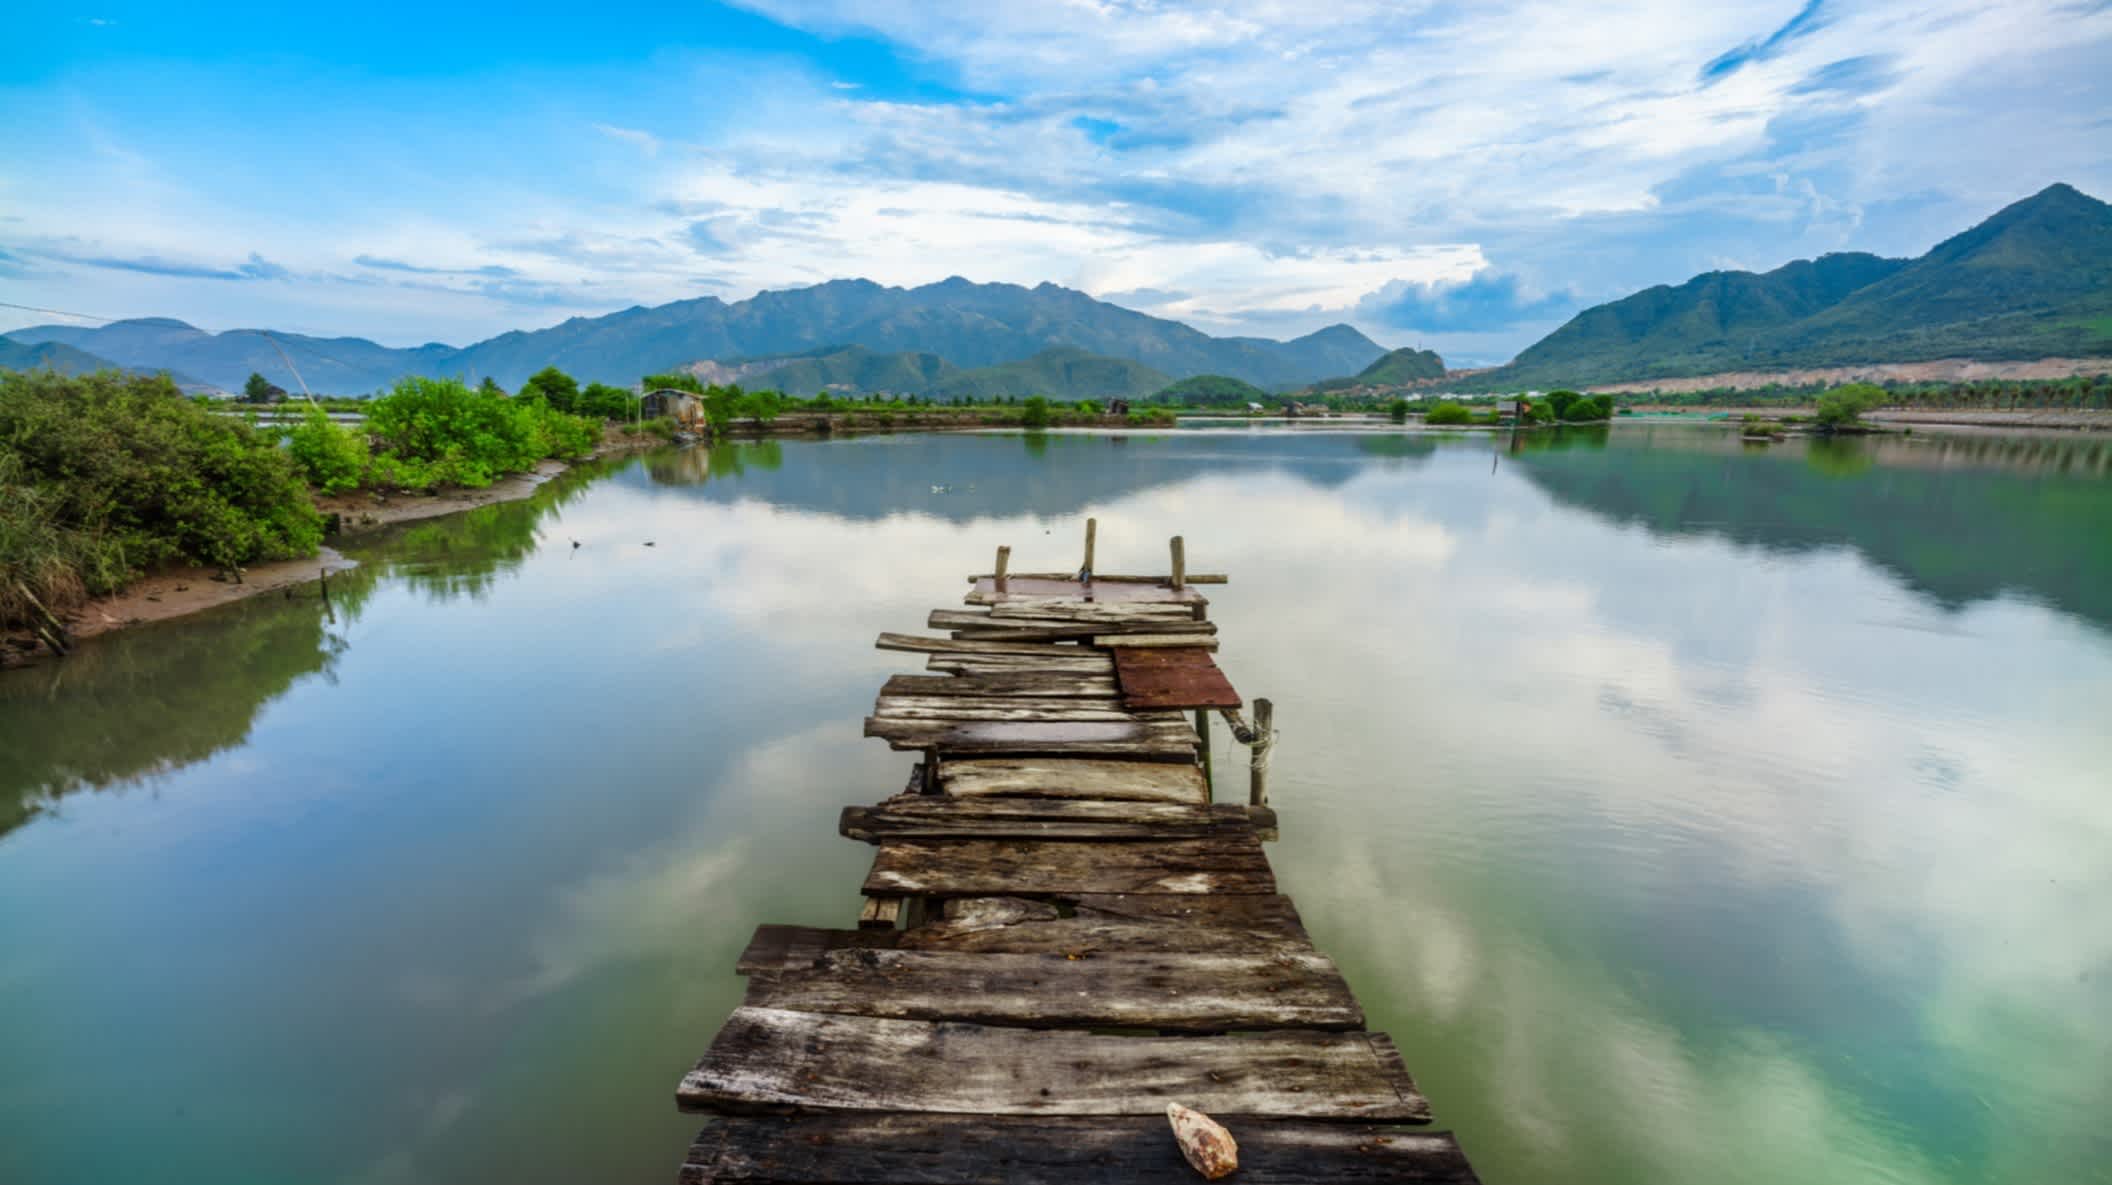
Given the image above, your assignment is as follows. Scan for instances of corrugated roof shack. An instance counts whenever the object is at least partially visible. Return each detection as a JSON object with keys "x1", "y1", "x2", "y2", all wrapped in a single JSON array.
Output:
[{"x1": 641, "y1": 388, "x2": 704, "y2": 428}]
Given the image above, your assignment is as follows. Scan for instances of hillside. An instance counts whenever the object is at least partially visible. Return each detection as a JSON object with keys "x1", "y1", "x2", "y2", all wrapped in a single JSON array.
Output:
[
  {"x1": 6, "y1": 279, "x2": 1385, "y2": 394},
  {"x1": 1312, "y1": 346, "x2": 1447, "y2": 390},
  {"x1": 0, "y1": 338, "x2": 123, "y2": 374},
  {"x1": 926, "y1": 347, "x2": 1170, "y2": 401},
  {"x1": 748, "y1": 346, "x2": 959, "y2": 396},
  {"x1": 1460, "y1": 183, "x2": 2112, "y2": 389},
  {"x1": 1151, "y1": 374, "x2": 1271, "y2": 405}
]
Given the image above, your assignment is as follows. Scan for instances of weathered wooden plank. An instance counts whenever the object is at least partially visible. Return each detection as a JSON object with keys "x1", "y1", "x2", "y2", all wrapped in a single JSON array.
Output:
[
  {"x1": 938, "y1": 757, "x2": 1208, "y2": 803},
  {"x1": 858, "y1": 897, "x2": 903, "y2": 930},
  {"x1": 923, "y1": 652, "x2": 1114, "y2": 670},
  {"x1": 966, "y1": 577, "x2": 1208, "y2": 607},
  {"x1": 682, "y1": 1115, "x2": 1478, "y2": 1184},
  {"x1": 880, "y1": 673, "x2": 1119, "y2": 698},
  {"x1": 934, "y1": 610, "x2": 1216, "y2": 639},
  {"x1": 872, "y1": 698, "x2": 1154, "y2": 723},
  {"x1": 840, "y1": 797, "x2": 1263, "y2": 842},
  {"x1": 1114, "y1": 645, "x2": 1243, "y2": 710},
  {"x1": 864, "y1": 718, "x2": 1200, "y2": 757},
  {"x1": 1094, "y1": 633, "x2": 1220, "y2": 650},
  {"x1": 971, "y1": 572, "x2": 1231, "y2": 586},
  {"x1": 990, "y1": 600, "x2": 1197, "y2": 619},
  {"x1": 678, "y1": 1008, "x2": 1430, "y2": 1120},
  {"x1": 864, "y1": 836, "x2": 1274, "y2": 896},
  {"x1": 742, "y1": 947, "x2": 1363, "y2": 1031},
  {"x1": 894, "y1": 894, "x2": 1308, "y2": 957},
  {"x1": 736, "y1": 924, "x2": 899, "y2": 974},
  {"x1": 877, "y1": 632, "x2": 1086, "y2": 657}
]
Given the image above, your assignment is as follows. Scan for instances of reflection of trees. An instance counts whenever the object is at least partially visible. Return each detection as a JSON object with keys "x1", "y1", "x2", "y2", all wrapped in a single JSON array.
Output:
[
  {"x1": 344, "y1": 458, "x2": 615, "y2": 601},
  {"x1": 0, "y1": 460, "x2": 618, "y2": 839},
  {"x1": 644, "y1": 443, "x2": 783, "y2": 486},
  {"x1": 1515, "y1": 431, "x2": 2112, "y2": 628},
  {"x1": 0, "y1": 567, "x2": 377, "y2": 839}
]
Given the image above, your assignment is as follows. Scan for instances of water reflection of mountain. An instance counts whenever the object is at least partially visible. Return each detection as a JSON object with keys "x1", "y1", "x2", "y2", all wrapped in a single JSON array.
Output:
[
  {"x1": 637, "y1": 431, "x2": 1438, "y2": 519},
  {"x1": 1513, "y1": 428, "x2": 2112, "y2": 629}
]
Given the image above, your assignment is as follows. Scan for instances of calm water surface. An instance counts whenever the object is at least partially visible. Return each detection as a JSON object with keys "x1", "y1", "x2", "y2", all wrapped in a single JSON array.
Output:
[{"x1": 3, "y1": 426, "x2": 2109, "y2": 1185}]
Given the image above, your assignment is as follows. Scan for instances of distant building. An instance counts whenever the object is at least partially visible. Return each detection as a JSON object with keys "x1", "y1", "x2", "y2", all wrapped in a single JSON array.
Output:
[{"x1": 641, "y1": 388, "x2": 703, "y2": 426}]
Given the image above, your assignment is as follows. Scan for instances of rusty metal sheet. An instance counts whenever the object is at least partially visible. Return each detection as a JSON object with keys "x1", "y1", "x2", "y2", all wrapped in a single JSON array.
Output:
[
  {"x1": 1113, "y1": 646, "x2": 1242, "y2": 710},
  {"x1": 969, "y1": 577, "x2": 1208, "y2": 606}
]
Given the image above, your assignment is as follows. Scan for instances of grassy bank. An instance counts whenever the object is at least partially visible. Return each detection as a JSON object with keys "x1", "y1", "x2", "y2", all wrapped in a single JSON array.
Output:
[{"x1": 1, "y1": 370, "x2": 601, "y2": 637}]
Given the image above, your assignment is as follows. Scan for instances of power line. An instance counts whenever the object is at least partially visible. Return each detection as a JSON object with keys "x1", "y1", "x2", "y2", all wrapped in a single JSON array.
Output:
[{"x1": 0, "y1": 299, "x2": 118, "y2": 322}]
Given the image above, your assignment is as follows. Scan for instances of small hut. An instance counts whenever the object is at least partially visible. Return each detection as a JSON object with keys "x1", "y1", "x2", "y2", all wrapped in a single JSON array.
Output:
[{"x1": 641, "y1": 388, "x2": 703, "y2": 427}]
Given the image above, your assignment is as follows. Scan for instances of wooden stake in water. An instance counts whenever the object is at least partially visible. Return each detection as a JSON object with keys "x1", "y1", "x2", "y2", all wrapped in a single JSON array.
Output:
[
  {"x1": 1250, "y1": 698, "x2": 1274, "y2": 807},
  {"x1": 1197, "y1": 707, "x2": 1213, "y2": 796},
  {"x1": 1170, "y1": 535, "x2": 1186, "y2": 590},
  {"x1": 994, "y1": 545, "x2": 1011, "y2": 593},
  {"x1": 1081, "y1": 517, "x2": 1097, "y2": 578}
]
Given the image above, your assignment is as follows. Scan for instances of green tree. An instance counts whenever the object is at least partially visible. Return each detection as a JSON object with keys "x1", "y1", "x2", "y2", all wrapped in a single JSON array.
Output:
[
  {"x1": 518, "y1": 367, "x2": 578, "y2": 411},
  {"x1": 1020, "y1": 395, "x2": 1052, "y2": 430},
  {"x1": 1815, "y1": 382, "x2": 1885, "y2": 428},
  {"x1": 478, "y1": 376, "x2": 507, "y2": 399},
  {"x1": 1387, "y1": 397, "x2": 1410, "y2": 422},
  {"x1": 287, "y1": 406, "x2": 370, "y2": 494},
  {"x1": 1424, "y1": 401, "x2": 1472, "y2": 426},
  {"x1": 578, "y1": 382, "x2": 634, "y2": 420},
  {"x1": 642, "y1": 372, "x2": 705, "y2": 395}
]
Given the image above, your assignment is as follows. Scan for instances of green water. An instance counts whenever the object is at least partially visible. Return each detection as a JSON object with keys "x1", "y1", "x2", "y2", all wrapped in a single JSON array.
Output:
[{"x1": 3, "y1": 426, "x2": 2108, "y2": 1185}]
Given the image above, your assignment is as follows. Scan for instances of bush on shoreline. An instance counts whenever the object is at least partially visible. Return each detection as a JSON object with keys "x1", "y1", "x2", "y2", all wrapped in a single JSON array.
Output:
[
  {"x1": 291, "y1": 376, "x2": 600, "y2": 492},
  {"x1": 1, "y1": 370, "x2": 323, "y2": 628}
]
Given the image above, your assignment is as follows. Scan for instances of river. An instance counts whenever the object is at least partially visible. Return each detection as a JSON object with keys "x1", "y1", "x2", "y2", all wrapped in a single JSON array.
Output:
[{"x1": 3, "y1": 424, "x2": 2108, "y2": 1185}]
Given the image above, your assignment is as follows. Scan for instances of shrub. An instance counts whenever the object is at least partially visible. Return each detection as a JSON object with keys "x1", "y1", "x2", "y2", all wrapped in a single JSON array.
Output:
[
  {"x1": 1545, "y1": 389, "x2": 1581, "y2": 420},
  {"x1": 1020, "y1": 396, "x2": 1053, "y2": 430},
  {"x1": 641, "y1": 372, "x2": 705, "y2": 394},
  {"x1": 1424, "y1": 401, "x2": 1472, "y2": 425},
  {"x1": 1387, "y1": 398, "x2": 1410, "y2": 422},
  {"x1": 1815, "y1": 382, "x2": 1885, "y2": 428},
  {"x1": 0, "y1": 369, "x2": 323, "y2": 625},
  {"x1": 287, "y1": 406, "x2": 370, "y2": 494},
  {"x1": 363, "y1": 376, "x2": 597, "y2": 490}
]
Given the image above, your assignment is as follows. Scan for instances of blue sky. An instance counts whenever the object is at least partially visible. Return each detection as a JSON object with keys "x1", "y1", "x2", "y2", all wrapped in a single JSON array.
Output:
[{"x1": 3, "y1": 1, "x2": 2108, "y2": 365}]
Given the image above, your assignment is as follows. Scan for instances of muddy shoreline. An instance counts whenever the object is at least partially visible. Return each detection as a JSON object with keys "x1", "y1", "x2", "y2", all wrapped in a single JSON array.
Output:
[{"x1": 1, "y1": 445, "x2": 646, "y2": 670}]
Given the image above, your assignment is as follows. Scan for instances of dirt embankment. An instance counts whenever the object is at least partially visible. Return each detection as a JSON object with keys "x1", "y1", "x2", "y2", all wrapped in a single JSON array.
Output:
[
  {"x1": 1588, "y1": 356, "x2": 2112, "y2": 395},
  {"x1": 1, "y1": 446, "x2": 648, "y2": 669}
]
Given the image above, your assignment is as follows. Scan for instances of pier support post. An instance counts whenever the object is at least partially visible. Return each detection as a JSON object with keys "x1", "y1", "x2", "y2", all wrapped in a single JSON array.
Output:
[
  {"x1": 1081, "y1": 517, "x2": 1096, "y2": 579},
  {"x1": 1249, "y1": 697, "x2": 1274, "y2": 807},
  {"x1": 994, "y1": 545, "x2": 1010, "y2": 593},
  {"x1": 1170, "y1": 535, "x2": 1186, "y2": 590},
  {"x1": 1197, "y1": 708, "x2": 1213, "y2": 798}
]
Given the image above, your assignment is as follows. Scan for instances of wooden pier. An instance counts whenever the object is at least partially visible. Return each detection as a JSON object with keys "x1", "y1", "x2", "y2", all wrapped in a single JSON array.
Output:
[{"x1": 673, "y1": 526, "x2": 1482, "y2": 1183}]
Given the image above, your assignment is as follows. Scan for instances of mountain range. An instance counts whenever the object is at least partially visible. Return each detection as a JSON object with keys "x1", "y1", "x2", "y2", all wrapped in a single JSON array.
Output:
[
  {"x1": 1453, "y1": 182, "x2": 2112, "y2": 389},
  {"x1": 8, "y1": 184, "x2": 2104, "y2": 398},
  {"x1": 4, "y1": 278, "x2": 1384, "y2": 396}
]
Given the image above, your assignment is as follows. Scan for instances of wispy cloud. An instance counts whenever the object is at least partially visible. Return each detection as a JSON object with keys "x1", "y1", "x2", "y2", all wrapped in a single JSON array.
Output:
[{"x1": 2, "y1": 2, "x2": 2106, "y2": 356}]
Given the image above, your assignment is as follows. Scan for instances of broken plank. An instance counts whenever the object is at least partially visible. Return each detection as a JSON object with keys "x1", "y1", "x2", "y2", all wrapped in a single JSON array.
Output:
[
  {"x1": 682, "y1": 1115, "x2": 1478, "y2": 1185},
  {"x1": 864, "y1": 835, "x2": 1274, "y2": 896},
  {"x1": 990, "y1": 600, "x2": 1197, "y2": 619},
  {"x1": 677, "y1": 1008, "x2": 1429, "y2": 1121},
  {"x1": 971, "y1": 572, "x2": 1231, "y2": 586},
  {"x1": 939, "y1": 757, "x2": 1208, "y2": 803},
  {"x1": 879, "y1": 673, "x2": 1117, "y2": 698},
  {"x1": 871, "y1": 698, "x2": 1151, "y2": 723},
  {"x1": 858, "y1": 897, "x2": 903, "y2": 930},
  {"x1": 742, "y1": 947, "x2": 1364, "y2": 1031},
  {"x1": 736, "y1": 924, "x2": 899, "y2": 974}
]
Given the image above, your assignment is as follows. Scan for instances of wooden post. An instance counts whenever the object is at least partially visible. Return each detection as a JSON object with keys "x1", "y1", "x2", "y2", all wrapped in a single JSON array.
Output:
[
  {"x1": 994, "y1": 545, "x2": 1011, "y2": 593},
  {"x1": 1249, "y1": 698, "x2": 1274, "y2": 807},
  {"x1": 1196, "y1": 708, "x2": 1213, "y2": 799},
  {"x1": 1169, "y1": 535, "x2": 1186, "y2": 590},
  {"x1": 1081, "y1": 517, "x2": 1096, "y2": 577}
]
